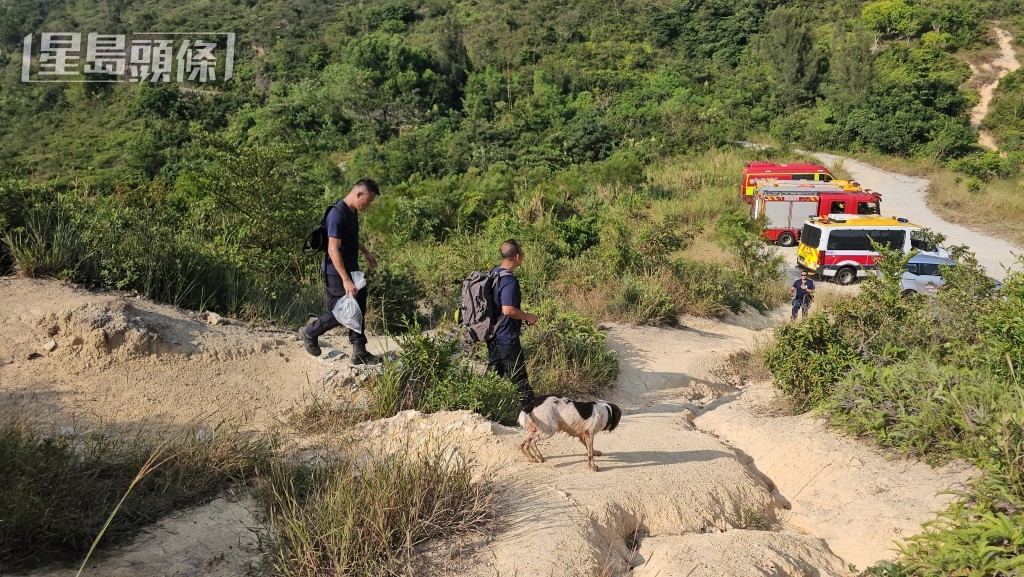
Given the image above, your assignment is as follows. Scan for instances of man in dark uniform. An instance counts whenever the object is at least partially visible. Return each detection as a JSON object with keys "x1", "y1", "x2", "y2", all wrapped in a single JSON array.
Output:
[
  {"x1": 789, "y1": 271, "x2": 815, "y2": 320},
  {"x1": 487, "y1": 239, "x2": 539, "y2": 407},
  {"x1": 299, "y1": 179, "x2": 381, "y2": 365}
]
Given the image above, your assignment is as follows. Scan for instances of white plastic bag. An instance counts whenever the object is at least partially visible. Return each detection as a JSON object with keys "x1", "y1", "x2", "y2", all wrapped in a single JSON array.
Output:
[{"x1": 332, "y1": 271, "x2": 367, "y2": 333}]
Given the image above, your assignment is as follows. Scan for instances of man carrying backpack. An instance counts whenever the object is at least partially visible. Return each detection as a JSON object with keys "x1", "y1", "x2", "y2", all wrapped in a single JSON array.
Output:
[
  {"x1": 487, "y1": 239, "x2": 538, "y2": 407},
  {"x1": 299, "y1": 179, "x2": 381, "y2": 365}
]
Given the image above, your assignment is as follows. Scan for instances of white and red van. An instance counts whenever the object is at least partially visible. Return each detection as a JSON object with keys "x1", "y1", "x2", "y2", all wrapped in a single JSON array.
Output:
[
  {"x1": 796, "y1": 215, "x2": 944, "y2": 284},
  {"x1": 740, "y1": 161, "x2": 834, "y2": 203},
  {"x1": 751, "y1": 180, "x2": 882, "y2": 246}
]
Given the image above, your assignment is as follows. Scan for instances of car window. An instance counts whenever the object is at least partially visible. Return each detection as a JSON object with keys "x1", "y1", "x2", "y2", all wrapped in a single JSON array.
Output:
[
  {"x1": 857, "y1": 202, "x2": 879, "y2": 215},
  {"x1": 820, "y1": 174, "x2": 833, "y2": 182},
  {"x1": 906, "y1": 263, "x2": 919, "y2": 275},
  {"x1": 919, "y1": 263, "x2": 940, "y2": 276}
]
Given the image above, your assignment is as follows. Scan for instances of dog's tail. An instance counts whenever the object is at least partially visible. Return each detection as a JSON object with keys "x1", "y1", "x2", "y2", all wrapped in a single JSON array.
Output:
[{"x1": 517, "y1": 410, "x2": 530, "y2": 429}]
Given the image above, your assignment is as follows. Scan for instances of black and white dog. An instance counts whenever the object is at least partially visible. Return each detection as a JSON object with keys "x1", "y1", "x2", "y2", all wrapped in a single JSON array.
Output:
[{"x1": 518, "y1": 395, "x2": 622, "y2": 472}]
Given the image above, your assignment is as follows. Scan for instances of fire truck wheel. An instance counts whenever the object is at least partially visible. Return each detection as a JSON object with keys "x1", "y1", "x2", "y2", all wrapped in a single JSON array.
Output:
[
  {"x1": 835, "y1": 267, "x2": 857, "y2": 285},
  {"x1": 777, "y1": 232, "x2": 796, "y2": 247}
]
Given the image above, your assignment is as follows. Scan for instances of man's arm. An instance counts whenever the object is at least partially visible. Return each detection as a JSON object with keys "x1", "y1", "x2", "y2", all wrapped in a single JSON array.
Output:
[
  {"x1": 502, "y1": 305, "x2": 538, "y2": 326},
  {"x1": 328, "y1": 237, "x2": 358, "y2": 297},
  {"x1": 358, "y1": 241, "x2": 378, "y2": 269}
]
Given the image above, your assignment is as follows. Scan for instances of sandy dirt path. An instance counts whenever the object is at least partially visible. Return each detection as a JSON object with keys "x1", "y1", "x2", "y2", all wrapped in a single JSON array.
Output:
[
  {"x1": 969, "y1": 26, "x2": 1021, "y2": 150},
  {"x1": 811, "y1": 152, "x2": 1023, "y2": 279},
  {"x1": 2, "y1": 278, "x2": 976, "y2": 576}
]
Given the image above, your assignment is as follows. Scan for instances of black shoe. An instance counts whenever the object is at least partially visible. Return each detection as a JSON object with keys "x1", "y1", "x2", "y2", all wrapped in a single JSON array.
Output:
[
  {"x1": 350, "y1": 343, "x2": 381, "y2": 365},
  {"x1": 299, "y1": 326, "x2": 322, "y2": 357}
]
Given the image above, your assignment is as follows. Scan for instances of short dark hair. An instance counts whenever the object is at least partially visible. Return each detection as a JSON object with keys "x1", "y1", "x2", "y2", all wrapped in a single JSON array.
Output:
[
  {"x1": 500, "y1": 239, "x2": 522, "y2": 260},
  {"x1": 354, "y1": 178, "x2": 380, "y2": 196}
]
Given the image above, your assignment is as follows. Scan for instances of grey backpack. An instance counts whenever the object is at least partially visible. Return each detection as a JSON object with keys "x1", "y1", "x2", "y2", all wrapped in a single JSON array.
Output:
[{"x1": 460, "y1": 269, "x2": 512, "y2": 343}]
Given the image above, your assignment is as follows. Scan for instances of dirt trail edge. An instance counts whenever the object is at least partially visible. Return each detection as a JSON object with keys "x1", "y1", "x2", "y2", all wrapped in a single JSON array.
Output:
[{"x1": 810, "y1": 152, "x2": 1023, "y2": 279}]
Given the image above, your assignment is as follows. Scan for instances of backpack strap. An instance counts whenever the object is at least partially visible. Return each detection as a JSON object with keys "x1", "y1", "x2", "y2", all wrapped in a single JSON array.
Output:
[
  {"x1": 490, "y1": 268, "x2": 514, "y2": 333},
  {"x1": 319, "y1": 200, "x2": 347, "y2": 261}
]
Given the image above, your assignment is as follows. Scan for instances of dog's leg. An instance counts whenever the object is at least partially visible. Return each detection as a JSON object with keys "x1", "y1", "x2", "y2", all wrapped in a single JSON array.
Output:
[
  {"x1": 529, "y1": 438, "x2": 545, "y2": 463},
  {"x1": 577, "y1": 436, "x2": 602, "y2": 457},
  {"x1": 520, "y1": 435, "x2": 539, "y2": 463},
  {"x1": 584, "y1": 432, "x2": 598, "y2": 472}
]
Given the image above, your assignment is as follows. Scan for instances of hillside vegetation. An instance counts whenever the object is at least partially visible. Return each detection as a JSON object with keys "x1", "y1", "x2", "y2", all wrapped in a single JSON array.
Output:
[{"x1": 2, "y1": 0, "x2": 1021, "y2": 328}]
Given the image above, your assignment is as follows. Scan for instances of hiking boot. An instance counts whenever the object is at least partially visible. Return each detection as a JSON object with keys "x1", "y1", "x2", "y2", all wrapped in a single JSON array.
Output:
[
  {"x1": 350, "y1": 342, "x2": 381, "y2": 365},
  {"x1": 298, "y1": 326, "x2": 322, "y2": 357}
]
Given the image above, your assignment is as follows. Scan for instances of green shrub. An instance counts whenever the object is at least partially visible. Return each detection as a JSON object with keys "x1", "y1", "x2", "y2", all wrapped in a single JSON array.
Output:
[
  {"x1": 523, "y1": 307, "x2": 620, "y2": 397},
  {"x1": 768, "y1": 249, "x2": 1024, "y2": 575},
  {"x1": 610, "y1": 274, "x2": 680, "y2": 326},
  {"x1": 370, "y1": 330, "x2": 520, "y2": 425},
  {"x1": 366, "y1": 261, "x2": 426, "y2": 335}
]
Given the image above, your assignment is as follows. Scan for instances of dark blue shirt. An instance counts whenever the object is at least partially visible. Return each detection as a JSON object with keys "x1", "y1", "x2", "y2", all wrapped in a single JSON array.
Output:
[
  {"x1": 323, "y1": 201, "x2": 360, "y2": 276},
  {"x1": 490, "y1": 266, "x2": 521, "y2": 344},
  {"x1": 792, "y1": 278, "x2": 815, "y2": 301}
]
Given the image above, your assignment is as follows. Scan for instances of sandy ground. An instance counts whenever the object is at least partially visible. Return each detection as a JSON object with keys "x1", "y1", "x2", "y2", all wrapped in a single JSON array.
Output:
[
  {"x1": 0, "y1": 277, "x2": 976, "y2": 577},
  {"x1": 968, "y1": 26, "x2": 1021, "y2": 151}
]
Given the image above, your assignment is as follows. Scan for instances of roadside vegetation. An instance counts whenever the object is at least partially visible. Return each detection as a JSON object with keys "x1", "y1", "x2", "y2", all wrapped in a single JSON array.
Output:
[{"x1": 764, "y1": 245, "x2": 1024, "y2": 575}]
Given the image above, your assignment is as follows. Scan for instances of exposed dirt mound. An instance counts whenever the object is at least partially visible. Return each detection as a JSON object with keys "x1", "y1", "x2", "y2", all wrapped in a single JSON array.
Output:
[{"x1": 0, "y1": 277, "x2": 367, "y2": 431}]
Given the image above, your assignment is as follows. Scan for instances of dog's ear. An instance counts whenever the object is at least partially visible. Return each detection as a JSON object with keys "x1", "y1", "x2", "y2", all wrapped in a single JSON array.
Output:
[{"x1": 605, "y1": 404, "x2": 622, "y2": 431}]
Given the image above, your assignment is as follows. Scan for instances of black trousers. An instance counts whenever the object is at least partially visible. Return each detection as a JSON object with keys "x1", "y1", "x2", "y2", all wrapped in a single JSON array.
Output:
[
  {"x1": 487, "y1": 339, "x2": 535, "y2": 407},
  {"x1": 307, "y1": 272, "x2": 368, "y2": 345}
]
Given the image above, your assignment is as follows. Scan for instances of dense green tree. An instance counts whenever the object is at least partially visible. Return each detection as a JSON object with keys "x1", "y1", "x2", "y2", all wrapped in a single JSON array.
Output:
[{"x1": 759, "y1": 6, "x2": 823, "y2": 106}]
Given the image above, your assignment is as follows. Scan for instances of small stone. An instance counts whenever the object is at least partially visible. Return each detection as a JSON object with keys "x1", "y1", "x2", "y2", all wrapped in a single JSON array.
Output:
[
  {"x1": 849, "y1": 457, "x2": 865, "y2": 469},
  {"x1": 43, "y1": 340, "x2": 57, "y2": 352},
  {"x1": 205, "y1": 312, "x2": 225, "y2": 326}
]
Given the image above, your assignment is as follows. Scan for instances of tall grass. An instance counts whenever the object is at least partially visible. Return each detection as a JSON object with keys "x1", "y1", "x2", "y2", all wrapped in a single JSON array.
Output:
[
  {"x1": 256, "y1": 443, "x2": 493, "y2": 577},
  {"x1": 0, "y1": 419, "x2": 271, "y2": 571},
  {"x1": 523, "y1": 307, "x2": 620, "y2": 397}
]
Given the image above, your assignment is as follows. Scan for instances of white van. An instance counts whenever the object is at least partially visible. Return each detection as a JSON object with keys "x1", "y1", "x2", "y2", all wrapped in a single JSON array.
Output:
[{"x1": 796, "y1": 215, "x2": 944, "y2": 285}]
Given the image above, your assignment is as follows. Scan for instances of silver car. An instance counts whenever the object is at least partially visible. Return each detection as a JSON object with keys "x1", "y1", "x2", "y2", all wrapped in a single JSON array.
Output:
[{"x1": 901, "y1": 253, "x2": 957, "y2": 296}]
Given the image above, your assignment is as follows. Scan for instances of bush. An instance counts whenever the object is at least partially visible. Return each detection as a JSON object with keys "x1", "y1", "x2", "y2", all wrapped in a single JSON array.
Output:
[
  {"x1": 767, "y1": 248, "x2": 1024, "y2": 575},
  {"x1": 257, "y1": 443, "x2": 493, "y2": 577},
  {"x1": 523, "y1": 307, "x2": 620, "y2": 397},
  {"x1": 370, "y1": 330, "x2": 521, "y2": 424},
  {"x1": 610, "y1": 274, "x2": 680, "y2": 325},
  {"x1": 366, "y1": 261, "x2": 426, "y2": 334}
]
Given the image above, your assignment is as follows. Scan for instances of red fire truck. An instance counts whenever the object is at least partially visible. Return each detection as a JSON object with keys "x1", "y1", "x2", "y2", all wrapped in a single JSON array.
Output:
[
  {"x1": 739, "y1": 161, "x2": 834, "y2": 203},
  {"x1": 751, "y1": 180, "x2": 882, "y2": 246}
]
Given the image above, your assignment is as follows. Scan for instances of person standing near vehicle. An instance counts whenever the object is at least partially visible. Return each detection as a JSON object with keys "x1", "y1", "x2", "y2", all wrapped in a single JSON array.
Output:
[
  {"x1": 488, "y1": 239, "x2": 538, "y2": 407},
  {"x1": 299, "y1": 179, "x2": 381, "y2": 365},
  {"x1": 789, "y1": 271, "x2": 815, "y2": 320}
]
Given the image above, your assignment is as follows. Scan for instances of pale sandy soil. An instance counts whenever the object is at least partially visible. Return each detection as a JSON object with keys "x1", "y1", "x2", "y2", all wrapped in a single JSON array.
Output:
[{"x1": 0, "y1": 278, "x2": 975, "y2": 577}]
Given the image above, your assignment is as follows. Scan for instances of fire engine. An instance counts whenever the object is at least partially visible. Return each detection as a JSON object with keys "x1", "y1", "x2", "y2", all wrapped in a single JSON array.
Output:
[
  {"x1": 739, "y1": 161, "x2": 834, "y2": 203},
  {"x1": 751, "y1": 180, "x2": 882, "y2": 246}
]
